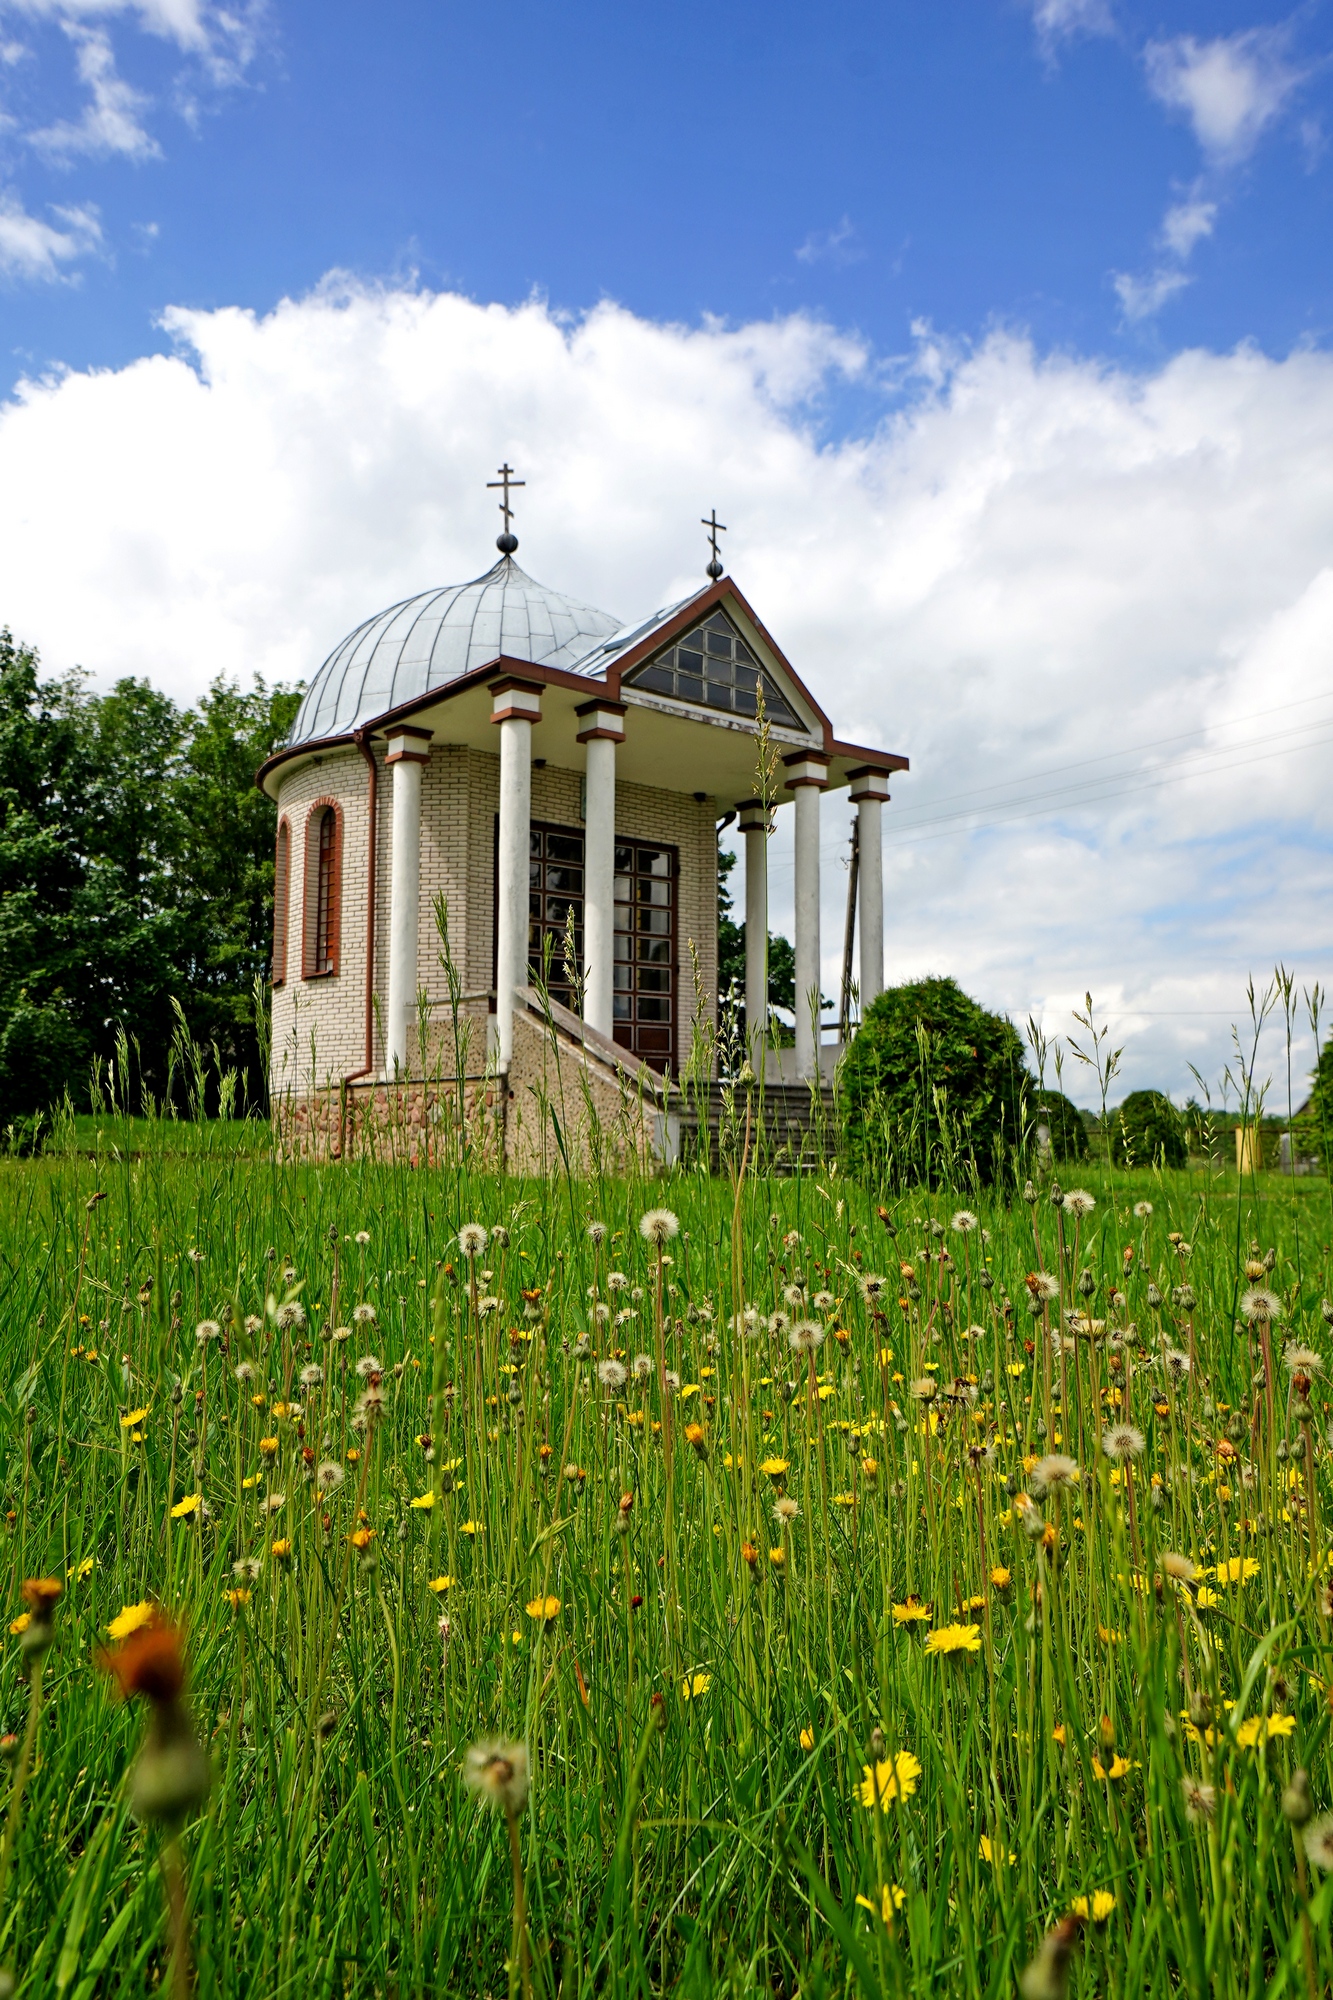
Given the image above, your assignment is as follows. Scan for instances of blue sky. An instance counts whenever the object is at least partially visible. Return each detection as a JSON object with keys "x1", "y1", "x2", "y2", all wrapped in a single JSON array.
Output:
[
  {"x1": 0, "y1": 0, "x2": 1331, "y2": 1106},
  {"x1": 3, "y1": 0, "x2": 1331, "y2": 396}
]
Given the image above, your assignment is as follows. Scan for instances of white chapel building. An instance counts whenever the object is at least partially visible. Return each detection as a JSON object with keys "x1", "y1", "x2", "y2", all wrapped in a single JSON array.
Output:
[{"x1": 258, "y1": 483, "x2": 907, "y2": 1160}]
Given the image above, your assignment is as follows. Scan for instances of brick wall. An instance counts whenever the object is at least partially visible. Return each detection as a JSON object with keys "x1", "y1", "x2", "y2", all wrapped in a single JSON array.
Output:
[
  {"x1": 269, "y1": 739, "x2": 721, "y2": 1104},
  {"x1": 270, "y1": 747, "x2": 373, "y2": 1099}
]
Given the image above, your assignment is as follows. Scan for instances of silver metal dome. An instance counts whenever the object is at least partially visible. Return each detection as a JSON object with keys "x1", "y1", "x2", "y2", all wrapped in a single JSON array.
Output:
[{"x1": 288, "y1": 556, "x2": 622, "y2": 746}]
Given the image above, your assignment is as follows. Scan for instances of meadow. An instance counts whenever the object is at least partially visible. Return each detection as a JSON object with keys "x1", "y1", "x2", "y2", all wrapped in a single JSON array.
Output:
[{"x1": 0, "y1": 1110, "x2": 1328, "y2": 1999}]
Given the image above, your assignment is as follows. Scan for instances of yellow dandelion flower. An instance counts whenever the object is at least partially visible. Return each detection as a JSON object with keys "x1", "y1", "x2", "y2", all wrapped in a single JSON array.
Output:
[
  {"x1": 107, "y1": 1600, "x2": 155, "y2": 1641},
  {"x1": 525, "y1": 1595, "x2": 562, "y2": 1622},
  {"x1": 170, "y1": 1493, "x2": 200, "y2": 1519},
  {"x1": 681, "y1": 1672, "x2": 712, "y2": 1700},
  {"x1": 980, "y1": 1835, "x2": 1017, "y2": 1864},
  {"x1": 768, "y1": 1546, "x2": 786, "y2": 1568},
  {"x1": 120, "y1": 1408, "x2": 149, "y2": 1429},
  {"x1": 258, "y1": 1436, "x2": 279, "y2": 1458},
  {"x1": 348, "y1": 1527, "x2": 375, "y2": 1551},
  {"x1": 409, "y1": 1492, "x2": 434, "y2": 1511},
  {"x1": 428, "y1": 1575, "x2": 456, "y2": 1594},
  {"x1": 271, "y1": 1538, "x2": 292, "y2": 1560},
  {"x1": 990, "y1": 1566, "x2": 1012, "y2": 1589},
  {"x1": 799, "y1": 1726, "x2": 815, "y2": 1752},
  {"x1": 8, "y1": 1614, "x2": 29, "y2": 1636},
  {"x1": 759, "y1": 1457, "x2": 789, "y2": 1478},
  {"x1": 924, "y1": 1622, "x2": 981, "y2": 1657},
  {"x1": 1091, "y1": 1755, "x2": 1136, "y2": 1781},
  {"x1": 855, "y1": 1884, "x2": 907, "y2": 1923},
  {"x1": 1214, "y1": 1556, "x2": 1260, "y2": 1585},
  {"x1": 459, "y1": 1520, "x2": 482, "y2": 1536},
  {"x1": 225, "y1": 1588, "x2": 250, "y2": 1609},
  {"x1": 346, "y1": 1448, "x2": 360, "y2": 1463},
  {"x1": 1195, "y1": 1586, "x2": 1220, "y2": 1610},
  {"x1": 73, "y1": 1557, "x2": 94, "y2": 1582},
  {"x1": 858, "y1": 1751, "x2": 922, "y2": 1810},
  {"x1": 892, "y1": 1596, "x2": 932, "y2": 1625},
  {"x1": 1070, "y1": 1890, "x2": 1116, "y2": 1923}
]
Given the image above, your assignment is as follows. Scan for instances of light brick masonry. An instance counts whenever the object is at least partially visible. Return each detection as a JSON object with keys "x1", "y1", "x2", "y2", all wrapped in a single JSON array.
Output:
[{"x1": 270, "y1": 746, "x2": 716, "y2": 1169}]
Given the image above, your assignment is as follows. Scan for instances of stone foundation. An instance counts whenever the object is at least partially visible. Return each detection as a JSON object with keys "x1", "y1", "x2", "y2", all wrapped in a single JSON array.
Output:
[{"x1": 273, "y1": 989, "x2": 675, "y2": 1174}]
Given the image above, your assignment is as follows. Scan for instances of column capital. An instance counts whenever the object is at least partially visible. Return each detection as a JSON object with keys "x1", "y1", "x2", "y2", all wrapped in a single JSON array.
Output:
[
  {"x1": 490, "y1": 678, "x2": 543, "y2": 724},
  {"x1": 384, "y1": 725, "x2": 433, "y2": 765},
  {"x1": 848, "y1": 764, "x2": 891, "y2": 803},
  {"x1": 783, "y1": 751, "x2": 829, "y2": 790},
  {"x1": 575, "y1": 697, "x2": 626, "y2": 743},
  {"x1": 736, "y1": 799, "x2": 773, "y2": 834}
]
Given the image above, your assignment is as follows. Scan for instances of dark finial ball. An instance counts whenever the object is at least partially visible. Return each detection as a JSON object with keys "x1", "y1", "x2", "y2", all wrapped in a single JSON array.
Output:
[
  {"x1": 706, "y1": 558, "x2": 723, "y2": 580},
  {"x1": 497, "y1": 532, "x2": 518, "y2": 555}
]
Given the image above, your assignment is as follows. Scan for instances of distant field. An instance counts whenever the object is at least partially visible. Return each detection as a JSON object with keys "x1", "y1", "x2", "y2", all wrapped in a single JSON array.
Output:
[{"x1": 0, "y1": 1135, "x2": 1327, "y2": 1997}]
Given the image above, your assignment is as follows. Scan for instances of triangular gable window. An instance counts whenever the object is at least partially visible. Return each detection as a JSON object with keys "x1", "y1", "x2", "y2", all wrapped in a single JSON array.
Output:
[{"x1": 623, "y1": 609, "x2": 801, "y2": 728}]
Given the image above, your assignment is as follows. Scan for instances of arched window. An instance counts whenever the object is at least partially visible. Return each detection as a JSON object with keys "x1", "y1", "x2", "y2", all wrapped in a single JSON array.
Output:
[
  {"x1": 272, "y1": 818, "x2": 291, "y2": 986},
  {"x1": 303, "y1": 801, "x2": 342, "y2": 978}
]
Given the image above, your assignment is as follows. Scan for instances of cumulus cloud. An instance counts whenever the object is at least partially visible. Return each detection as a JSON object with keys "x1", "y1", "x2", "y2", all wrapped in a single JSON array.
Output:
[
  {"x1": 1145, "y1": 28, "x2": 1304, "y2": 164},
  {"x1": 0, "y1": 281, "x2": 1329, "y2": 1096},
  {"x1": 29, "y1": 24, "x2": 159, "y2": 160},
  {"x1": 0, "y1": 186, "x2": 99, "y2": 276}
]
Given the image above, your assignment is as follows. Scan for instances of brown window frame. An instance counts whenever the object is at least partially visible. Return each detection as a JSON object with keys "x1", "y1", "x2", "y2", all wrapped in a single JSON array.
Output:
[
  {"x1": 272, "y1": 816, "x2": 292, "y2": 986},
  {"x1": 302, "y1": 798, "x2": 343, "y2": 980}
]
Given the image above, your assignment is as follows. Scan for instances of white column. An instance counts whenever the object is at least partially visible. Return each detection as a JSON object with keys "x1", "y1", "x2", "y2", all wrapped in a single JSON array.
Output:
[
  {"x1": 577, "y1": 701, "x2": 625, "y2": 1039},
  {"x1": 384, "y1": 728, "x2": 431, "y2": 1076},
  {"x1": 850, "y1": 767, "x2": 890, "y2": 1013},
  {"x1": 738, "y1": 800, "x2": 769, "y2": 1059},
  {"x1": 492, "y1": 682, "x2": 541, "y2": 1069},
  {"x1": 786, "y1": 755, "x2": 828, "y2": 1081}
]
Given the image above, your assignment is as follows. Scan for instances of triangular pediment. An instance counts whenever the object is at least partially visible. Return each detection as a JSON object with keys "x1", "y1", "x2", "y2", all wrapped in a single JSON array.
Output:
[{"x1": 622, "y1": 604, "x2": 804, "y2": 729}]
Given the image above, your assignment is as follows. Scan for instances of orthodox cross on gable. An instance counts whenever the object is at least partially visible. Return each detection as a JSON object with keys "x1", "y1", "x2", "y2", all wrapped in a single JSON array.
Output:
[
  {"x1": 702, "y1": 508, "x2": 727, "y2": 580},
  {"x1": 488, "y1": 463, "x2": 525, "y2": 554}
]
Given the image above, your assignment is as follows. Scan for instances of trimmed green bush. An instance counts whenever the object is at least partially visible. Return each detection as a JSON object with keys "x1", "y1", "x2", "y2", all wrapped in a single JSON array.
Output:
[
  {"x1": 1109, "y1": 1088, "x2": 1186, "y2": 1169},
  {"x1": 839, "y1": 974, "x2": 1028, "y2": 1187}
]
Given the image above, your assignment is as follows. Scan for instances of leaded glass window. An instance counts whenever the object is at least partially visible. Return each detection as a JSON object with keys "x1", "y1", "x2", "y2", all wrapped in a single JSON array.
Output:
[{"x1": 623, "y1": 610, "x2": 800, "y2": 728}]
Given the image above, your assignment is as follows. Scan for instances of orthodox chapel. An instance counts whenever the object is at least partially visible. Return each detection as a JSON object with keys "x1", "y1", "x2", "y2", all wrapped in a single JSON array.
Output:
[{"x1": 258, "y1": 476, "x2": 907, "y2": 1166}]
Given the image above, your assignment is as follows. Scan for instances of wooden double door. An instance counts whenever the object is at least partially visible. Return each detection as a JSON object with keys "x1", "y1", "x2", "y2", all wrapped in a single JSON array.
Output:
[{"x1": 520, "y1": 820, "x2": 678, "y2": 1073}]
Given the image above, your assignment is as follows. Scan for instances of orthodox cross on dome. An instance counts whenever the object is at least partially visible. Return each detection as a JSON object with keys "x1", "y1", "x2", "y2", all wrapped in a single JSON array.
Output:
[
  {"x1": 702, "y1": 508, "x2": 727, "y2": 580},
  {"x1": 488, "y1": 463, "x2": 525, "y2": 554}
]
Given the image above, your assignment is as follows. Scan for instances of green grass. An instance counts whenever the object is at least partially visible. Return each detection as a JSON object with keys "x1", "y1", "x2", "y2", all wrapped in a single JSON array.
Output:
[{"x1": 0, "y1": 1134, "x2": 1328, "y2": 1998}]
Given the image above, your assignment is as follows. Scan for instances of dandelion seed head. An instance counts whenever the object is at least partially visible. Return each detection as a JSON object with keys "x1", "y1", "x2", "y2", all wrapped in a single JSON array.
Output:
[
  {"x1": 597, "y1": 1359, "x2": 627, "y2": 1390},
  {"x1": 639, "y1": 1208, "x2": 680, "y2": 1246},
  {"x1": 463, "y1": 1739, "x2": 529, "y2": 1817},
  {"x1": 1102, "y1": 1424, "x2": 1146, "y2": 1464},
  {"x1": 1062, "y1": 1190, "x2": 1096, "y2": 1217},
  {"x1": 1241, "y1": 1286, "x2": 1283, "y2": 1324},
  {"x1": 788, "y1": 1322, "x2": 825, "y2": 1355}
]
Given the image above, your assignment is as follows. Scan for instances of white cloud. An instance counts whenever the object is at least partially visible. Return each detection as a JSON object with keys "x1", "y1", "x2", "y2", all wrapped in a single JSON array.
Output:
[
  {"x1": 795, "y1": 216, "x2": 864, "y2": 267},
  {"x1": 1030, "y1": 0, "x2": 1114, "y2": 55},
  {"x1": 30, "y1": 23, "x2": 159, "y2": 160},
  {"x1": 1145, "y1": 29, "x2": 1304, "y2": 164},
  {"x1": 0, "y1": 187, "x2": 99, "y2": 277},
  {"x1": 1160, "y1": 188, "x2": 1217, "y2": 258},
  {"x1": 0, "y1": 282, "x2": 1330, "y2": 1098},
  {"x1": 1112, "y1": 264, "x2": 1192, "y2": 320}
]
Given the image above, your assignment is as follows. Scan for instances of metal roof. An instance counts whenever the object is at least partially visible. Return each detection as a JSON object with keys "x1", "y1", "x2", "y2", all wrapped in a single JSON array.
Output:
[{"x1": 288, "y1": 556, "x2": 624, "y2": 746}]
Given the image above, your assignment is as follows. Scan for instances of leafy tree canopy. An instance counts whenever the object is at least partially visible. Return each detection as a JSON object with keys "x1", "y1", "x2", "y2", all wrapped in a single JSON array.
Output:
[
  {"x1": 0, "y1": 627, "x2": 299, "y2": 1122},
  {"x1": 1109, "y1": 1089, "x2": 1187, "y2": 1170},
  {"x1": 839, "y1": 974, "x2": 1029, "y2": 1187},
  {"x1": 1033, "y1": 1088, "x2": 1089, "y2": 1163}
]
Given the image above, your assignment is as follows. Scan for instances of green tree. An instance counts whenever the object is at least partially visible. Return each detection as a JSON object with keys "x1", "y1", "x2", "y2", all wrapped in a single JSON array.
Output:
[
  {"x1": 1109, "y1": 1089, "x2": 1186, "y2": 1169},
  {"x1": 1034, "y1": 1089, "x2": 1088, "y2": 1163},
  {"x1": 0, "y1": 626, "x2": 299, "y2": 1122},
  {"x1": 839, "y1": 975, "x2": 1029, "y2": 1187},
  {"x1": 717, "y1": 843, "x2": 798, "y2": 1025}
]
